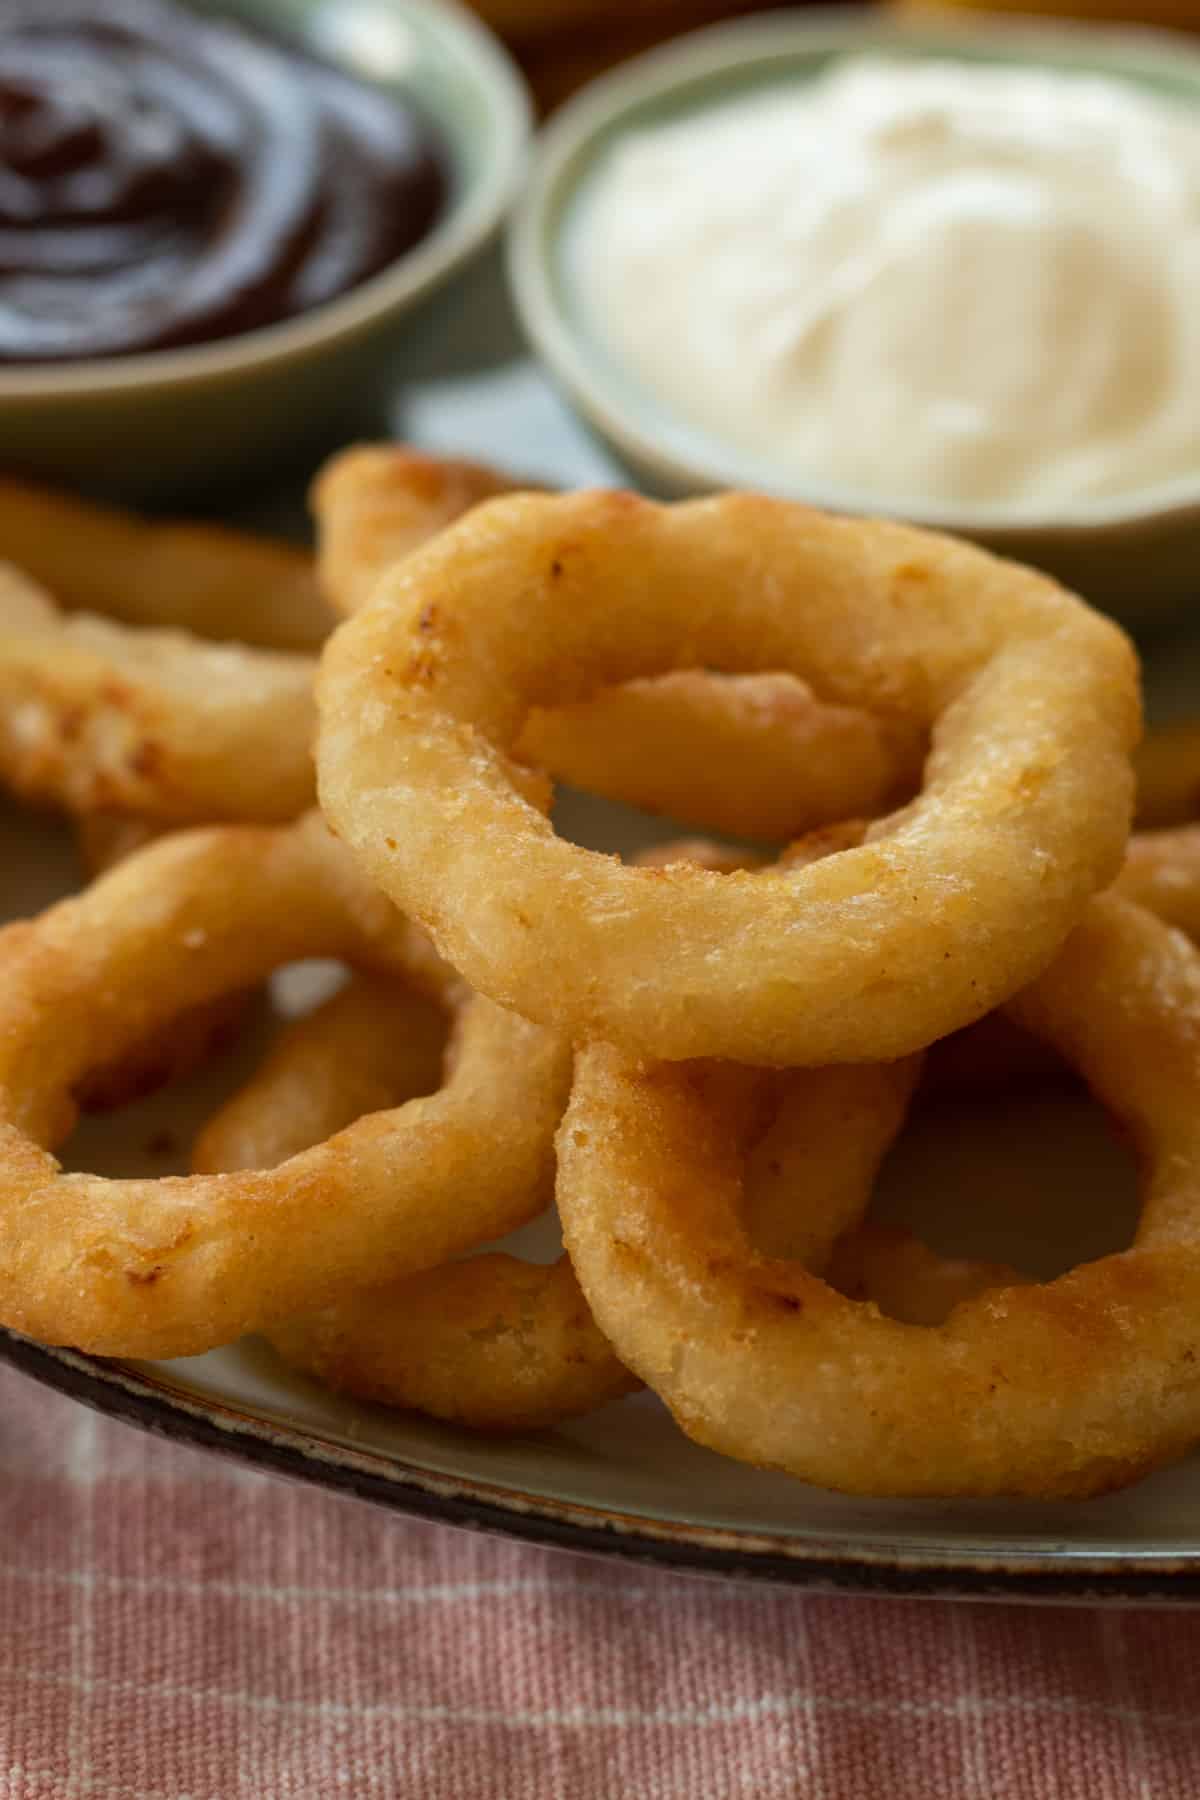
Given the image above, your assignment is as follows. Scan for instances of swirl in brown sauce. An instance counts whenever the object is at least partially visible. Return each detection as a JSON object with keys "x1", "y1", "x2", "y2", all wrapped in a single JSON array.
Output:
[{"x1": 0, "y1": 0, "x2": 449, "y2": 362}]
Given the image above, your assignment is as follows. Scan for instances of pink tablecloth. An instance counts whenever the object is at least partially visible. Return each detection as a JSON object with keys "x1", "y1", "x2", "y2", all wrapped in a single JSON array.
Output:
[{"x1": 1, "y1": 1362, "x2": 1196, "y2": 1799}]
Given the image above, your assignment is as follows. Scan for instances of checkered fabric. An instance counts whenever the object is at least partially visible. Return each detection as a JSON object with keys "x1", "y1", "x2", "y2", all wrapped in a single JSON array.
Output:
[{"x1": 1, "y1": 1363, "x2": 1195, "y2": 1798}]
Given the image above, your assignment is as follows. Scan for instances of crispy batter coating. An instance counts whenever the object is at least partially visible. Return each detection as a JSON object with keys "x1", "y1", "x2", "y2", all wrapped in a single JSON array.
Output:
[
  {"x1": 199, "y1": 840, "x2": 937, "y2": 1430},
  {"x1": 826, "y1": 1224, "x2": 1030, "y2": 1328},
  {"x1": 313, "y1": 446, "x2": 523, "y2": 621},
  {"x1": 0, "y1": 477, "x2": 330, "y2": 650},
  {"x1": 520, "y1": 672, "x2": 922, "y2": 843},
  {"x1": 71, "y1": 814, "x2": 253, "y2": 1113},
  {"x1": 314, "y1": 446, "x2": 925, "y2": 841},
  {"x1": 0, "y1": 813, "x2": 568, "y2": 1358},
  {"x1": 317, "y1": 489, "x2": 1139, "y2": 1063},
  {"x1": 268, "y1": 1257, "x2": 639, "y2": 1433},
  {"x1": 1116, "y1": 824, "x2": 1200, "y2": 931},
  {"x1": 0, "y1": 565, "x2": 315, "y2": 823},
  {"x1": 192, "y1": 974, "x2": 446, "y2": 1177},
  {"x1": 193, "y1": 971, "x2": 632, "y2": 1430},
  {"x1": 558, "y1": 895, "x2": 1200, "y2": 1498}
]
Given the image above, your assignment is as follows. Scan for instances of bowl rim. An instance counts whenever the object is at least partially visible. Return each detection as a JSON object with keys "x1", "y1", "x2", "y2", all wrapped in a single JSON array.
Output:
[
  {"x1": 508, "y1": 4, "x2": 1200, "y2": 542},
  {"x1": 0, "y1": 0, "x2": 532, "y2": 400}
]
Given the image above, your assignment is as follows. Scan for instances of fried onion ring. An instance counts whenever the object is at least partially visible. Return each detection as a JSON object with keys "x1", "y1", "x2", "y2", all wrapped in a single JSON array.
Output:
[
  {"x1": 313, "y1": 447, "x2": 924, "y2": 841},
  {"x1": 268, "y1": 1256, "x2": 637, "y2": 1432},
  {"x1": 313, "y1": 446, "x2": 525, "y2": 621},
  {"x1": 825, "y1": 1224, "x2": 1030, "y2": 1328},
  {"x1": 1134, "y1": 721, "x2": 1200, "y2": 831},
  {"x1": 1114, "y1": 824, "x2": 1200, "y2": 934},
  {"x1": 520, "y1": 675, "x2": 921, "y2": 844},
  {"x1": 202, "y1": 838, "x2": 925, "y2": 1429},
  {"x1": 191, "y1": 973, "x2": 446, "y2": 1178},
  {"x1": 0, "y1": 477, "x2": 330, "y2": 651},
  {"x1": 254, "y1": 1053, "x2": 957, "y2": 1423},
  {"x1": 71, "y1": 813, "x2": 254, "y2": 1113},
  {"x1": 925, "y1": 821, "x2": 1200, "y2": 1095},
  {"x1": 558, "y1": 894, "x2": 1200, "y2": 1498},
  {"x1": 201, "y1": 1009, "x2": 921, "y2": 1433},
  {"x1": 0, "y1": 457, "x2": 508, "y2": 828},
  {"x1": 194, "y1": 969, "x2": 635, "y2": 1429},
  {"x1": 76, "y1": 988, "x2": 250, "y2": 1116},
  {"x1": 0, "y1": 811, "x2": 568, "y2": 1358},
  {"x1": 0, "y1": 452, "x2": 518, "y2": 825},
  {"x1": 0, "y1": 564, "x2": 315, "y2": 823},
  {"x1": 925, "y1": 821, "x2": 1200, "y2": 1094},
  {"x1": 318, "y1": 490, "x2": 1138, "y2": 1063}
]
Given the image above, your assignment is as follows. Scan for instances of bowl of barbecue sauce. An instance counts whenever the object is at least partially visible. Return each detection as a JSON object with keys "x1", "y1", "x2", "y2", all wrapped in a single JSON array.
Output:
[{"x1": 0, "y1": 0, "x2": 530, "y2": 499}]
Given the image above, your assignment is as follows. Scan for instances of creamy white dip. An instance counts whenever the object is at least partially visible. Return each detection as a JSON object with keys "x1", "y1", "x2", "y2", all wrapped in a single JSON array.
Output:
[{"x1": 568, "y1": 57, "x2": 1200, "y2": 512}]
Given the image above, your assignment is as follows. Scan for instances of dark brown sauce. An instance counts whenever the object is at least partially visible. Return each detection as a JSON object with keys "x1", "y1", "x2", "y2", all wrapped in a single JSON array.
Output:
[{"x1": 0, "y1": 0, "x2": 449, "y2": 362}]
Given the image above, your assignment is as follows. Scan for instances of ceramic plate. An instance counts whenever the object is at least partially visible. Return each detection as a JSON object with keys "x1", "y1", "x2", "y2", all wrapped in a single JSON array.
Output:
[{"x1": 6, "y1": 252, "x2": 1200, "y2": 1602}]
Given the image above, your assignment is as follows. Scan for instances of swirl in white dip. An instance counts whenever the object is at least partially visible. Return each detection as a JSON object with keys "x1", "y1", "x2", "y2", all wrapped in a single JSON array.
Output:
[{"x1": 568, "y1": 57, "x2": 1200, "y2": 512}]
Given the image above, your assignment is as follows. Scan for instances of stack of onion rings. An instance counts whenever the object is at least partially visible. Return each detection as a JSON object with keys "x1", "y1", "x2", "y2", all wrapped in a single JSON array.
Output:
[
  {"x1": 194, "y1": 835, "x2": 1135, "y2": 1440},
  {"x1": 1, "y1": 458, "x2": 923, "y2": 840},
  {"x1": 15, "y1": 450, "x2": 1200, "y2": 1507},
  {"x1": 0, "y1": 812, "x2": 568, "y2": 1358},
  {"x1": 194, "y1": 938, "x2": 925, "y2": 1430}
]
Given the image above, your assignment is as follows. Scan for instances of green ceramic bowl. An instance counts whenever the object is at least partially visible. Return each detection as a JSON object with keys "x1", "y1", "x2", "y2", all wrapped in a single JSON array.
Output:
[
  {"x1": 1, "y1": 0, "x2": 531, "y2": 504},
  {"x1": 509, "y1": 8, "x2": 1200, "y2": 626}
]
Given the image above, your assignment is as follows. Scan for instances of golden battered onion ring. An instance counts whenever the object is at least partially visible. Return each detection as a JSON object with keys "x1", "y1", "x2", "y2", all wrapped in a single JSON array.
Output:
[
  {"x1": 71, "y1": 813, "x2": 253, "y2": 1113},
  {"x1": 202, "y1": 1012, "x2": 921, "y2": 1433},
  {"x1": 192, "y1": 974, "x2": 446, "y2": 1177},
  {"x1": 194, "y1": 968, "x2": 634, "y2": 1429},
  {"x1": 0, "y1": 457, "x2": 515, "y2": 828},
  {"x1": 519, "y1": 675, "x2": 921, "y2": 844},
  {"x1": 558, "y1": 894, "x2": 1200, "y2": 1498},
  {"x1": 309, "y1": 443, "x2": 1200, "y2": 857},
  {"x1": 204, "y1": 840, "x2": 923, "y2": 1429},
  {"x1": 76, "y1": 989, "x2": 249, "y2": 1115},
  {"x1": 0, "y1": 477, "x2": 330, "y2": 651},
  {"x1": 269, "y1": 1256, "x2": 636, "y2": 1432},
  {"x1": 924, "y1": 822, "x2": 1200, "y2": 1095},
  {"x1": 926, "y1": 822, "x2": 1200, "y2": 1093},
  {"x1": 1115, "y1": 825, "x2": 1200, "y2": 934},
  {"x1": 255, "y1": 1067, "x2": 927, "y2": 1434},
  {"x1": 313, "y1": 446, "x2": 525, "y2": 621},
  {"x1": 0, "y1": 812, "x2": 568, "y2": 1358},
  {"x1": 0, "y1": 564, "x2": 315, "y2": 823},
  {"x1": 1133, "y1": 721, "x2": 1200, "y2": 830},
  {"x1": 318, "y1": 490, "x2": 1138, "y2": 1064},
  {"x1": 825, "y1": 1224, "x2": 1029, "y2": 1328},
  {"x1": 313, "y1": 447, "x2": 924, "y2": 842}
]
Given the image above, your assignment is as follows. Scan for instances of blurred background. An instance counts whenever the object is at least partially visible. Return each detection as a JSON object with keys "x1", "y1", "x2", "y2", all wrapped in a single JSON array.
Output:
[
  {"x1": 468, "y1": 0, "x2": 789, "y2": 112},
  {"x1": 467, "y1": 0, "x2": 1200, "y2": 112}
]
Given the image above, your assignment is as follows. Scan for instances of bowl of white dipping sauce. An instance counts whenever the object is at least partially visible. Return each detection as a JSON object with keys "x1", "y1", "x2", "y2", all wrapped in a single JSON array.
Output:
[{"x1": 508, "y1": 9, "x2": 1200, "y2": 622}]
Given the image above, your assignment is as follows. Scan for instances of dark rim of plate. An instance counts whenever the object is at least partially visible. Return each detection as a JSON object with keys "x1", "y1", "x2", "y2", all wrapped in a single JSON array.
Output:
[{"x1": 4, "y1": 1329, "x2": 1200, "y2": 1604}]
